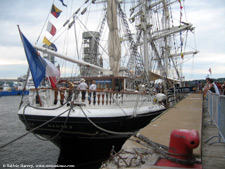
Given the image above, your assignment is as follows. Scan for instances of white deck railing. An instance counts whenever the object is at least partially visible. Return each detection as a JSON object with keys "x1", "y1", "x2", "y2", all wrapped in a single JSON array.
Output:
[{"x1": 29, "y1": 88, "x2": 152, "y2": 108}]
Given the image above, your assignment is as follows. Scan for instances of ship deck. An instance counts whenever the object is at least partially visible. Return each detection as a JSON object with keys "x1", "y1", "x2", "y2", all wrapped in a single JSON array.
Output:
[{"x1": 105, "y1": 93, "x2": 225, "y2": 169}]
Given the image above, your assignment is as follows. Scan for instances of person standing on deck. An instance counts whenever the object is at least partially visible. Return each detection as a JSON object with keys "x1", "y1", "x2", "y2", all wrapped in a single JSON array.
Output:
[
  {"x1": 78, "y1": 78, "x2": 88, "y2": 102},
  {"x1": 89, "y1": 80, "x2": 97, "y2": 104}
]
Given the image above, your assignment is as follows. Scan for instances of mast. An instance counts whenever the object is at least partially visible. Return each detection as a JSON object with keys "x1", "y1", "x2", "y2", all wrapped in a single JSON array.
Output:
[
  {"x1": 142, "y1": 0, "x2": 149, "y2": 76},
  {"x1": 162, "y1": 0, "x2": 170, "y2": 77},
  {"x1": 107, "y1": 0, "x2": 121, "y2": 76}
]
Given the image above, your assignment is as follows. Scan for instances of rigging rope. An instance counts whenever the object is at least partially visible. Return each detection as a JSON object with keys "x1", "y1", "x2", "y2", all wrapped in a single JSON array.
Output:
[
  {"x1": 119, "y1": 4, "x2": 144, "y2": 76},
  {"x1": 0, "y1": 105, "x2": 71, "y2": 149},
  {"x1": 74, "y1": 15, "x2": 110, "y2": 58},
  {"x1": 18, "y1": 69, "x2": 30, "y2": 109},
  {"x1": 35, "y1": 0, "x2": 55, "y2": 45}
]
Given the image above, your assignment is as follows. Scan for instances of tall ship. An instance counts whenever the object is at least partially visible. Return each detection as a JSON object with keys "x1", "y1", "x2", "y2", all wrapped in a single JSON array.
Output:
[{"x1": 17, "y1": 0, "x2": 197, "y2": 168}]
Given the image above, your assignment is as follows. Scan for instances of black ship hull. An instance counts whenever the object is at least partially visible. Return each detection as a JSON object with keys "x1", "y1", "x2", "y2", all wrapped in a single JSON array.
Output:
[{"x1": 18, "y1": 110, "x2": 164, "y2": 168}]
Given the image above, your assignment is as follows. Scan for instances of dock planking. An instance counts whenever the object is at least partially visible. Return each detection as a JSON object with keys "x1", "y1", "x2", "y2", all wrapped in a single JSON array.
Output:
[
  {"x1": 103, "y1": 93, "x2": 225, "y2": 168},
  {"x1": 123, "y1": 93, "x2": 202, "y2": 156}
]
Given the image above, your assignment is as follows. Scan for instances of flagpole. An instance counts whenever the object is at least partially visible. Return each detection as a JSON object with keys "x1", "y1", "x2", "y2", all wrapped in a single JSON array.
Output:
[
  {"x1": 17, "y1": 25, "x2": 42, "y2": 107},
  {"x1": 17, "y1": 25, "x2": 30, "y2": 108}
]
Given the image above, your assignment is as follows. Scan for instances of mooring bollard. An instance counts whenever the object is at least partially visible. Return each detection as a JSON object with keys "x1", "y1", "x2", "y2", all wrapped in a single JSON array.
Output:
[
  {"x1": 169, "y1": 129, "x2": 199, "y2": 159},
  {"x1": 156, "y1": 129, "x2": 202, "y2": 169}
]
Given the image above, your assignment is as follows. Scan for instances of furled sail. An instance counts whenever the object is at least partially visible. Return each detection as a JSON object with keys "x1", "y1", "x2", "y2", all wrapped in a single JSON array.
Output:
[{"x1": 107, "y1": 0, "x2": 121, "y2": 76}]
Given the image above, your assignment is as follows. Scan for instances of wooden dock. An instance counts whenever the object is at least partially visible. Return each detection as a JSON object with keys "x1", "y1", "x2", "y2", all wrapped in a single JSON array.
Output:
[
  {"x1": 123, "y1": 93, "x2": 202, "y2": 156},
  {"x1": 102, "y1": 93, "x2": 225, "y2": 168}
]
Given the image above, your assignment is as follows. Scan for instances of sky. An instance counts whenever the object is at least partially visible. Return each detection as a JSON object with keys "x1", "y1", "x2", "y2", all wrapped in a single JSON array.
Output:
[{"x1": 0, "y1": 0, "x2": 225, "y2": 81}]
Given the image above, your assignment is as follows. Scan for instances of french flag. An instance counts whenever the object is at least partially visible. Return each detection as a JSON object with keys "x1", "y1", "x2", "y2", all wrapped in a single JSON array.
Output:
[
  {"x1": 47, "y1": 21, "x2": 56, "y2": 36},
  {"x1": 19, "y1": 30, "x2": 60, "y2": 89},
  {"x1": 44, "y1": 58, "x2": 60, "y2": 88}
]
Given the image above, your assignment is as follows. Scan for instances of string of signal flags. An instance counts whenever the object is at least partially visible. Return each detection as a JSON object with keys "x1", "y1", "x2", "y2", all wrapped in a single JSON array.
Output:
[{"x1": 43, "y1": 0, "x2": 67, "y2": 51}]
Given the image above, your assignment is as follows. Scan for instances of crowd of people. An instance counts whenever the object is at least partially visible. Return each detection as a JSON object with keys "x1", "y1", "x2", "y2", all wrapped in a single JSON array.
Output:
[
  {"x1": 152, "y1": 83, "x2": 164, "y2": 93},
  {"x1": 151, "y1": 78, "x2": 225, "y2": 96}
]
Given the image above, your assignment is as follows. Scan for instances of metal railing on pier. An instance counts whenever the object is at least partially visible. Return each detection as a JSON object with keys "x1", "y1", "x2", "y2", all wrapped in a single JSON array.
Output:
[{"x1": 205, "y1": 91, "x2": 225, "y2": 144}]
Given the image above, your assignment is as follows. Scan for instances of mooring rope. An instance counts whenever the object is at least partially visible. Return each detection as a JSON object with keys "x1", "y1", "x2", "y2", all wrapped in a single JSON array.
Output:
[
  {"x1": 33, "y1": 107, "x2": 72, "y2": 141},
  {"x1": 79, "y1": 106, "x2": 134, "y2": 136}
]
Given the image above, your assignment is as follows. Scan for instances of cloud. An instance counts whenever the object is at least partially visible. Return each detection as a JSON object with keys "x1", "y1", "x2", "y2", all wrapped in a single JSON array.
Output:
[
  {"x1": 179, "y1": 0, "x2": 225, "y2": 80},
  {"x1": 0, "y1": 46, "x2": 26, "y2": 64},
  {"x1": 0, "y1": 64, "x2": 28, "y2": 79},
  {"x1": 0, "y1": 0, "x2": 224, "y2": 81},
  {"x1": 182, "y1": 51, "x2": 225, "y2": 79},
  {"x1": 186, "y1": 1, "x2": 225, "y2": 53},
  {"x1": 190, "y1": 52, "x2": 224, "y2": 63},
  {"x1": 0, "y1": 45, "x2": 27, "y2": 78},
  {"x1": 0, "y1": 0, "x2": 53, "y2": 48}
]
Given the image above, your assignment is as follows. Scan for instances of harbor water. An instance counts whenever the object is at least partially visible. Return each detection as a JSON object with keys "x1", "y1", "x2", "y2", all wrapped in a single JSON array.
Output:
[{"x1": 0, "y1": 96, "x2": 59, "y2": 168}]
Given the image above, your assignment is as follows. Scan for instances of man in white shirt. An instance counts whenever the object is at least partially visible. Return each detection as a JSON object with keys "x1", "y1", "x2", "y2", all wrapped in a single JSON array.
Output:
[
  {"x1": 78, "y1": 78, "x2": 88, "y2": 102},
  {"x1": 89, "y1": 80, "x2": 97, "y2": 104}
]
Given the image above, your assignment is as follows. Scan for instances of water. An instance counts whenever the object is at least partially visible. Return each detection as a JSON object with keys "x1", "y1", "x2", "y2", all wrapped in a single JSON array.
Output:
[{"x1": 0, "y1": 96, "x2": 59, "y2": 168}]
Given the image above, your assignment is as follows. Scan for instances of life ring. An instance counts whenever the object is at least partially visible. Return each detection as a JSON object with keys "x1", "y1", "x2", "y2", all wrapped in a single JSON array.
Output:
[
  {"x1": 57, "y1": 79, "x2": 75, "y2": 89},
  {"x1": 55, "y1": 80, "x2": 75, "y2": 105}
]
